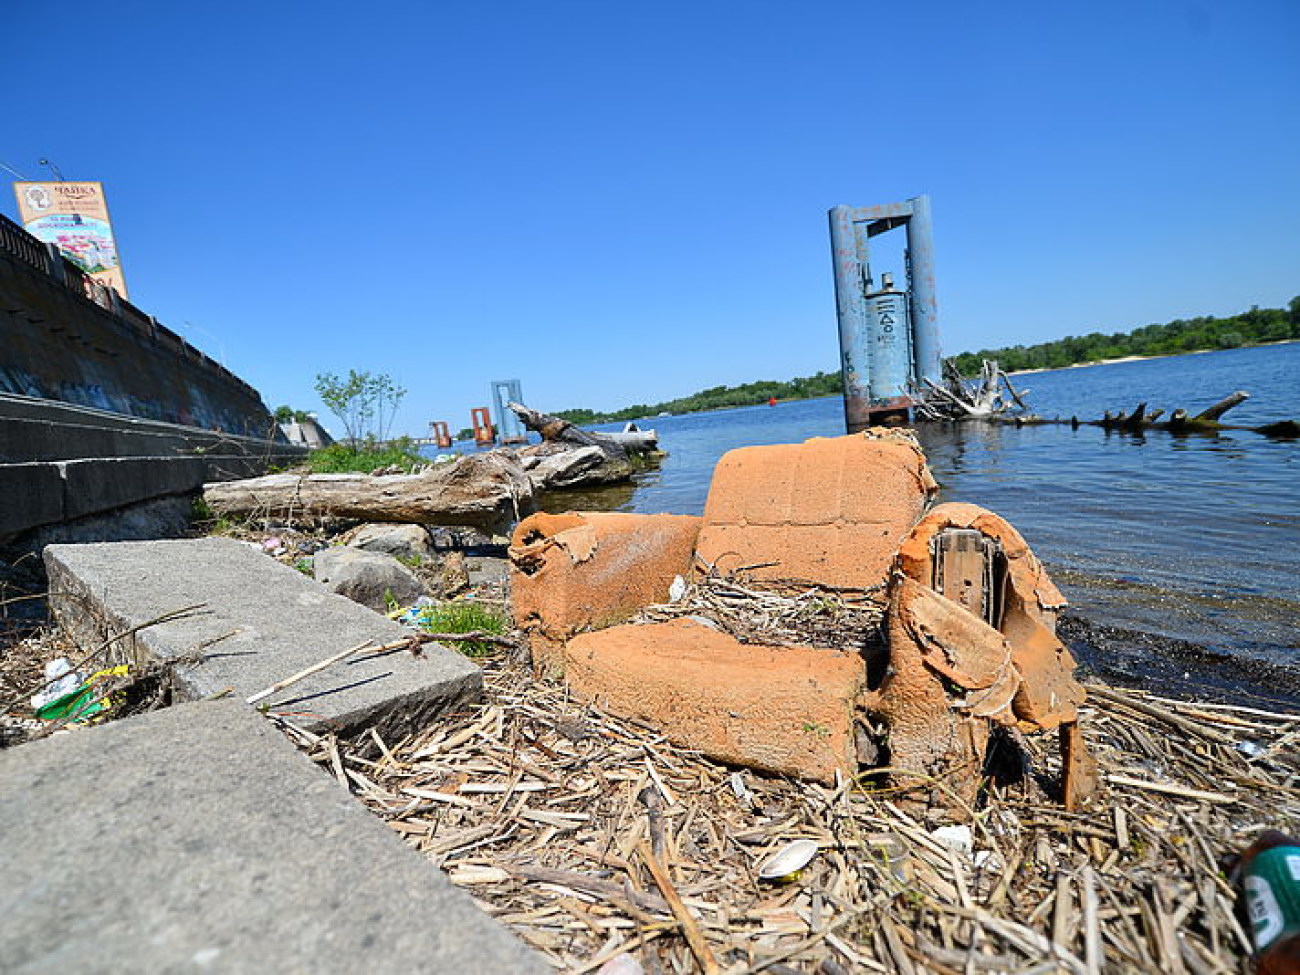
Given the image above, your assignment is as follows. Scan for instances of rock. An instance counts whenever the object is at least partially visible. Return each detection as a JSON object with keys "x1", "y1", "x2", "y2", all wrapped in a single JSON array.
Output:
[
  {"x1": 0, "y1": 699, "x2": 544, "y2": 972},
  {"x1": 347, "y1": 523, "x2": 433, "y2": 563},
  {"x1": 313, "y1": 546, "x2": 425, "y2": 612},
  {"x1": 44, "y1": 537, "x2": 479, "y2": 740}
]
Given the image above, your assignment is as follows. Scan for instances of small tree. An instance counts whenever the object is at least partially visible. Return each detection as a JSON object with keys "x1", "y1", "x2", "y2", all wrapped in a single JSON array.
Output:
[
  {"x1": 314, "y1": 370, "x2": 407, "y2": 447},
  {"x1": 372, "y1": 373, "x2": 407, "y2": 443}
]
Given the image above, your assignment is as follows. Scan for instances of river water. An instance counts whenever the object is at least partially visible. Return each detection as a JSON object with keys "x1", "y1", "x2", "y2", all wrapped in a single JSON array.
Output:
[{"x1": 555, "y1": 343, "x2": 1298, "y2": 668}]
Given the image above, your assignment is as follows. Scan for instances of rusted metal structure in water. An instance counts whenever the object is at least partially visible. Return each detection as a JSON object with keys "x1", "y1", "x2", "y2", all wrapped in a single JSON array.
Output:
[{"x1": 829, "y1": 195, "x2": 941, "y2": 431}]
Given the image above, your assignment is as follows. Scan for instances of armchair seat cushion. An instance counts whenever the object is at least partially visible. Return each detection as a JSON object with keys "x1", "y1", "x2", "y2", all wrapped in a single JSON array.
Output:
[{"x1": 565, "y1": 618, "x2": 864, "y2": 784}]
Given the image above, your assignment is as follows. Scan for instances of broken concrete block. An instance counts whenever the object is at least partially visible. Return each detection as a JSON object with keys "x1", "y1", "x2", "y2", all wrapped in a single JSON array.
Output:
[
  {"x1": 346, "y1": 522, "x2": 434, "y2": 563},
  {"x1": 695, "y1": 430, "x2": 937, "y2": 589},
  {"x1": 565, "y1": 618, "x2": 864, "y2": 784},
  {"x1": 0, "y1": 699, "x2": 545, "y2": 973},
  {"x1": 45, "y1": 538, "x2": 480, "y2": 741},
  {"x1": 894, "y1": 502, "x2": 1085, "y2": 730},
  {"x1": 314, "y1": 545, "x2": 426, "y2": 611},
  {"x1": 509, "y1": 511, "x2": 701, "y2": 675}
]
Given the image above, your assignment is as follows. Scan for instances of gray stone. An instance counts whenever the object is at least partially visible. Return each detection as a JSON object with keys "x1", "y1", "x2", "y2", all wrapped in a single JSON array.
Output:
[
  {"x1": 44, "y1": 537, "x2": 479, "y2": 740},
  {"x1": 466, "y1": 554, "x2": 511, "y2": 593},
  {"x1": 17, "y1": 495, "x2": 194, "y2": 552},
  {"x1": 0, "y1": 699, "x2": 545, "y2": 974},
  {"x1": 314, "y1": 545, "x2": 426, "y2": 612},
  {"x1": 347, "y1": 522, "x2": 434, "y2": 563}
]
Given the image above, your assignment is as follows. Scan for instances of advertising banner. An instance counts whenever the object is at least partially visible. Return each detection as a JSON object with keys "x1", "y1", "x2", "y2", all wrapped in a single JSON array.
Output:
[{"x1": 14, "y1": 181, "x2": 128, "y2": 298}]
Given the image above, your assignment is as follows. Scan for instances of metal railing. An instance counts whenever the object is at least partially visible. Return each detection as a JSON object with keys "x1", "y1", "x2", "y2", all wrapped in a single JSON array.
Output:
[{"x1": 0, "y1": 212, "x2": 51, "y2": 273}]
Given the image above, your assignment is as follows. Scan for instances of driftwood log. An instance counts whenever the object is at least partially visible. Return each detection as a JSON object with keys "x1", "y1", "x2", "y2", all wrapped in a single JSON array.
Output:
[
  {"x1": 916, "y1": 360, "x2": 1027, "y2": 420},
  {"x1": 506, "y1": 402, "x2": 661, "y2": 490},
  {"x1": 1094, "y1": 390, "x2": 1299, "y2": 435},
  {"x1": 203, "y1": 452, "x2": 536, "y2": 536},
  {"x1": 922, "y1": 364, "x2": 1298, "y2": 438},
  {"x1": 506, "y1": 402, "x2": 658, "y2": 454}
]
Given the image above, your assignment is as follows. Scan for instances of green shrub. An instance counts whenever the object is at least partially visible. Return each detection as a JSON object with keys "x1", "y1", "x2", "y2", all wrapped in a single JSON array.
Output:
[{"x1": 306, "y1": 438, "x2": 425, "y2": 474}]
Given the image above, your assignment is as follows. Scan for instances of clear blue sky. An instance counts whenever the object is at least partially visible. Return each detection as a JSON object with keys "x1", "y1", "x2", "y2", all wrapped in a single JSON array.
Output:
[{"x1": 5, "y1": 0, "x2": 1297, "y2": 436}]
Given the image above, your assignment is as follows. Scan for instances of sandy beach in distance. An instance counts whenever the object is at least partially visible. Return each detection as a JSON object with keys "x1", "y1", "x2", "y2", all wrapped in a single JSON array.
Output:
[{"x1": 1006, "y1": 339, "x2": 1297, "y2": 377}]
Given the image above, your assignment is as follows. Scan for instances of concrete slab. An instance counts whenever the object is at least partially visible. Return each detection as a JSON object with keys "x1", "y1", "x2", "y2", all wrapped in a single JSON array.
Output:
[
  {"x1": 0, "y1": 699, "x2": 545, "y2": 974},
  {"x1": 45, "y1": 537, "x2": 482, "y2": 739}
]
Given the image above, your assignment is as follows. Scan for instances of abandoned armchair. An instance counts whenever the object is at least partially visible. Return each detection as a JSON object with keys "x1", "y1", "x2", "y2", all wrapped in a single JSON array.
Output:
[{"x1": 508, "y1": 429, "x2": 1097, "y2": 814}]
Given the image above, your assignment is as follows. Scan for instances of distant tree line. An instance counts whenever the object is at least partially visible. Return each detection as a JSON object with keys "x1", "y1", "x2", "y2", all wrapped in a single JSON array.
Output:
[
  {"x1": 555, "y1": 372, "x2": 844, "y2": 424},
  {"x1": 549, "y1": 297, "x2": 1298, "y2": 424},
  {"x1": 947, "y1": 298, "x2": 1300, "y2": 376}
]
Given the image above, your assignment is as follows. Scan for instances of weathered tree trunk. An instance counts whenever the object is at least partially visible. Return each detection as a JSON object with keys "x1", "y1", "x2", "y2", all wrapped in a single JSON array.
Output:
[
  {"x1": 506, "y1": 401, "x2": 660, "y2": 490},
  {"x1": 506, "y1": 402, "x2": 660, "y2": 454},
  {"x1": 1101, "y1": 391, "x2": 1251, "y2": 433},
  {"x1": 917, "y1": 359, "x2": 1018, "y2": 420},
  {"x1": 203, "y1": 452, "x2": 536, "y2": 536},
  {"x1": 1194, "y1": 390, "x2": 1250, "y2": 424},
  {"x1": 603, "y1": 423, "x2": 659, "y2": 451}
]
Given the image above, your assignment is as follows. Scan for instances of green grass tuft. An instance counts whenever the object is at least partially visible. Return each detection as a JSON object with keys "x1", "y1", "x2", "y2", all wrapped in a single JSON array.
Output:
[{"x1": 413, "y1": 601, "x2": 506, "y2": 657}]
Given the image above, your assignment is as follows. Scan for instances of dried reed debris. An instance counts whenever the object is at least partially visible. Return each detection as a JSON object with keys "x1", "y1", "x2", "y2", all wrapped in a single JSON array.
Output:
[{"x1": 284, "y1": 651, "x2": 1298, "y2": 974}]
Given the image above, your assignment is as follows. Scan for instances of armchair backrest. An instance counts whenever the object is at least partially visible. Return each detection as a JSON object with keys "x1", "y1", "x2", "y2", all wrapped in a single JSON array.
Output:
[{"x1": 695, "y1": 430, "x2": 938, "y2": 590}]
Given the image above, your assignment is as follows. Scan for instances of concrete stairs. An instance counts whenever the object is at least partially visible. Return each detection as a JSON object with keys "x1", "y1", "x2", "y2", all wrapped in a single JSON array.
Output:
[
  {"x1": 0, "y1": 536, "x2": 545, "y2": 972},
  {"x1": 1, "y1": 393, "x2": 307, "y2": 540}
]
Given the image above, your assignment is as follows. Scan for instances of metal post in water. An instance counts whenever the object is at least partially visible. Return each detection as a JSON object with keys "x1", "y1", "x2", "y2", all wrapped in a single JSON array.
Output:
[
  {"x1": 491, "y1": 379, "x2": 527, "y2": 443},
  {"x1": 905, "y1": 194, "x2": 942, "y2": 386},
  {"x1": 829, "y1": 206, "x2": 874, "y2": 434}
]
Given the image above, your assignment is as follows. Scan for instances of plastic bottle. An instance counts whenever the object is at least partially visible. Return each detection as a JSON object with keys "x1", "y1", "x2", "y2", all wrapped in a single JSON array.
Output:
[{"x1": 1238, "y1": 830, "x2": 1300, "y2": 974}]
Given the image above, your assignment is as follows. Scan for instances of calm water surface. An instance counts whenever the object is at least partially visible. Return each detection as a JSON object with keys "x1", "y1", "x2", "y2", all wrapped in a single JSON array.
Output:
[{"x1": 573, "y1": 343, "x2": 1300, "y2": 664}]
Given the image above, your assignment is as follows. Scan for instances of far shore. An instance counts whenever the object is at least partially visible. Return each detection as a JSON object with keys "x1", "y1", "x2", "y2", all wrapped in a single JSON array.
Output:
[{"x1": 1006, "y1": 338, "x2": 1298, "y2": 377}]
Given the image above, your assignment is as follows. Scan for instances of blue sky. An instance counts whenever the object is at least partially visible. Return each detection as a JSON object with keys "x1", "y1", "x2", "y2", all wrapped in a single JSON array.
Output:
[{"x1": 5, "y1": 0, "x2": 1297, "y2": 436}]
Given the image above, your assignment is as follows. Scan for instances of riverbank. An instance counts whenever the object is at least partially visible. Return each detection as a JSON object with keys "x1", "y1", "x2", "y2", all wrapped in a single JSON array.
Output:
[
  {"x1": 1006, "y1": 337, "x2": 1300, "y2": 378},
  {"x1": 3, "y1": 477, "x2": 1297, "y2": 972}
]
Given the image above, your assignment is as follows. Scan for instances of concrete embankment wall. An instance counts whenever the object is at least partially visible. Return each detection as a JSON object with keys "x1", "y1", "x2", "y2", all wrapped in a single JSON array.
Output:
[
  {"x1": 0, "y1": 214, "x2": 309, "y2": 543},
  {"x1": 0, "y1": 214, "x2": 275, "y2": 437},
  {"x1": 0, "y1": 393, "x2": 306, "y2": 541}
]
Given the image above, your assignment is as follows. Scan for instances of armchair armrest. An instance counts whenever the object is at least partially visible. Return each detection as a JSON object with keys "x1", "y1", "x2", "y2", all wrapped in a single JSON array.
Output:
[{"x1": 509, "y1": 511, "x2": 702, "y2": 675}]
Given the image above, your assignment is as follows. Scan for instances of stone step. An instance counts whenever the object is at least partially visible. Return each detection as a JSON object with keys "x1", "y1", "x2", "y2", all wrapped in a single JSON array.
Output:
[
  {"x1": 0, "y1": 699, "x2": 544, "y2": 973},
  {"x1": 45, "y1": 536, "x2": 481, "y2": 741}
]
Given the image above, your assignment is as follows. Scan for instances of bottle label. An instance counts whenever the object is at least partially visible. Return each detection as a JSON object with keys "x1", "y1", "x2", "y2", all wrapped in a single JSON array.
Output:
[{"x1": 1244, "y1": 847, "x2": 1300, "y2": 951}]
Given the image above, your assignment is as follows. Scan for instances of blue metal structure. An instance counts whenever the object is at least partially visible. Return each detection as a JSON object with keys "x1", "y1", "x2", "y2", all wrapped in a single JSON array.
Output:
[
  {"x1": 490, "y1": 379, "x2": 526, "y2": 444},
  {"x1": 828, "y1": 195, "x2": 941, "y2": 432}
]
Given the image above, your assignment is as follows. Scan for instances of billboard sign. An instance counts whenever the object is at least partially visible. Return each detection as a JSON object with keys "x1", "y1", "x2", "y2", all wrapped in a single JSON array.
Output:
[{"x1": 14, "y1": 181, "x2": 128, "y2": 298}]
